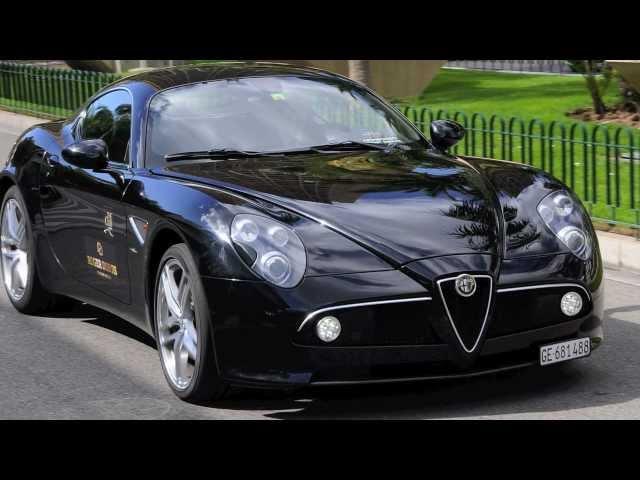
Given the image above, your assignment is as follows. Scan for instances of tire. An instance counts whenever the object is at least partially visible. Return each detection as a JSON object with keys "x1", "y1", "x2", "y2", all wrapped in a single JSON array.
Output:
[
  {"x1": 0, "y1": 185, "x2": 60, "y2": 314},
  {"x1": 153, "y1": 243, "x2": 229, "y2": 403}
]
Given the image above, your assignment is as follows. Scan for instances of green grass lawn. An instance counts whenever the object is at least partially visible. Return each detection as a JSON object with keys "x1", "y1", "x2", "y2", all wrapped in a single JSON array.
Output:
[
  {"x1": 406, "y1": 68, "x2": 622, "y2": 124},
  {"x1": 398, "y1": 68, "x2": 640, "y2": 228},
  {"x1": 0, "y1": 97, "x2": 71, "y2": 119}
]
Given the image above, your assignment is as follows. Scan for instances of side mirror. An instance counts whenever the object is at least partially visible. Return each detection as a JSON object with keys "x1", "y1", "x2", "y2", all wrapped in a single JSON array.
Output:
[
  {"x1": 62, "y1": 139, "x2": 109, "y2": 169},
  {"x1": 430, "y1": 120, "x2": 465, "y2": 152}
]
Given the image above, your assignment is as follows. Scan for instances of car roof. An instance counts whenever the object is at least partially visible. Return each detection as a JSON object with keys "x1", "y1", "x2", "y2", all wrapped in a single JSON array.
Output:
[{"x1": 112, "y1": 61, "x2": 345, "y2": 92}]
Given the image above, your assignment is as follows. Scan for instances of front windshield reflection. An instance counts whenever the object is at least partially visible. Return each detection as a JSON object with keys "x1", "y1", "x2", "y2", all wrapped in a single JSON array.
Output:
[{"x1": 146, "y1": 75, "x2": 423, "y2": 166}]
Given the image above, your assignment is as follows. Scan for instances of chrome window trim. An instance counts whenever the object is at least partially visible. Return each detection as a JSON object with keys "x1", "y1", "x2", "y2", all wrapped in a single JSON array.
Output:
[
  {"x1": 297, "y1": 296, "x2": 432, "y2": 332},
  {"x1": 497, "y1": 283, "x2": 591, "y2": 300},
  {"x1": 437, "y1": 274, "x2": 493, "y2": 354}
]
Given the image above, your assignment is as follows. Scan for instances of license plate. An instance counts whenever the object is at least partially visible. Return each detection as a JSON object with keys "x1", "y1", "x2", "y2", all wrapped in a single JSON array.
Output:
[{"x1": 540, "y1": 338, "x2": 591, "y2": 366}]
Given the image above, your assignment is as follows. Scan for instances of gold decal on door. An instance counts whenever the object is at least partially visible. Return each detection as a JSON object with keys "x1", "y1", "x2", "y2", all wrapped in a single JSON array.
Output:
[
  {"x1": 104, "y1": 211, "x2": 114, "y2": 238},
  {"x1": 87, "y1": 255, "x2": 118, "y2": 277}
]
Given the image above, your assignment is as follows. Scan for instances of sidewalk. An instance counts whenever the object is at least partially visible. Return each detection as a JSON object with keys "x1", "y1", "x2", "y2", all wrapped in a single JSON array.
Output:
[
  {"x1": 597, "y1": 230, "x2": 640, "y2": 273},
  {"x1": 0, "y1": 108, "x2": 638, "y2": 274},
  {"x1": 0, "y1": 109, "x2": 46, "y2": 135}
]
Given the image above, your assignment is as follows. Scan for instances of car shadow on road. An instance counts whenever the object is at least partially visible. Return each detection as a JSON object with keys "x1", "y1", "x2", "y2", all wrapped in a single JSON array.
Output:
[
  {"x1": 83, "y1": 316, "x2": 157, "y2": 349},
  {"x1": 46, "y1": 301, "x2": 157, "y2": 350},
  {"x1": 206, "y1": 304, "x2": 640, "y2": 419}
]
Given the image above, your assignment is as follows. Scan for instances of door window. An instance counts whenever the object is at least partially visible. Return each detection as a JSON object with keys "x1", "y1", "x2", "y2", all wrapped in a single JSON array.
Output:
[{"x1": 79, "y1": 90, "x2": 132, "y2": 165}]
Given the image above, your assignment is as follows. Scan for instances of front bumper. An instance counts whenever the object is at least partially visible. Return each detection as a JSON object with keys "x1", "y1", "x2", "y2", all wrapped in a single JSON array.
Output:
[{"x1": 202, "y1": 266, "x2": 604, "y2": 388}]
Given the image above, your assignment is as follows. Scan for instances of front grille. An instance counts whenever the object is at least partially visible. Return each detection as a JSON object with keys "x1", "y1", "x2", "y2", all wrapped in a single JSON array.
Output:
[
  {"x1": 296, "y1": 284, "x2": 591, "y2": 349},
  {"x1": 437, "y1": 275, "x2": 493, "y2": 352}
]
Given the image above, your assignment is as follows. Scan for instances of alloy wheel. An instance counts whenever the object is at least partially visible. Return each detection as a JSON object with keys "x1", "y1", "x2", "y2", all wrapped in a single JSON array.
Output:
[
  {"x1": 156, "y1": 258, "x2": 198, "y2": 390},
  {"x1": 1, "y1": 198, "x2": 28, "y2": 301}
]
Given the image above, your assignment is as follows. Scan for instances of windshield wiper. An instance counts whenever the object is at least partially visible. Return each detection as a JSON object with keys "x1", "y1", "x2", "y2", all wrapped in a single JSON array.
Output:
[
  {"x1": 165, "y1": 148, "x2": 279, "y2": 161},
  {"x1": 165, "y1": 141, "x2": 414, "y2": 162},
  {"x1": 309, "y1": 141, "x2": 388, "y2": 152}
]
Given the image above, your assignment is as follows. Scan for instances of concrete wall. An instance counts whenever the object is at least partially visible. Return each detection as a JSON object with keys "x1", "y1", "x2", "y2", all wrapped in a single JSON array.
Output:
[
  {"x1": 607, "y1": 60, "x2": 640, "y2": 92},
  {"x1": 279, "y1": 60, "x2": 445, "y2": 99},
  {"x1": 99, "y1": 60, "x2": 445, "y2": 99}
]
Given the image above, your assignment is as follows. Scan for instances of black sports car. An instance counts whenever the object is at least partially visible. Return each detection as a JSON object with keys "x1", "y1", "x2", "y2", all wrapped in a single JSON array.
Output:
[{"x1": 0, "y1": 62, "x2": 604, "y2": 402}]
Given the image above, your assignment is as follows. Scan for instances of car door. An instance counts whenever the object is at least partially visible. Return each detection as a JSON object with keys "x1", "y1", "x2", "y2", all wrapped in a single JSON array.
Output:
[{"x1": 39, "y1": 89, "x2": 133, "y2": 303}]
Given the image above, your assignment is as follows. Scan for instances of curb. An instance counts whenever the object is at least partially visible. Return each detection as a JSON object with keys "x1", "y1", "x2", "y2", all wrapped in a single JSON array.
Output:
[
  {"x1": 597, "y1": 231, "x2": 640, "y2": 274},
  {"x1": 0, "y1": 108, "x2": 639, "y2": 274}
]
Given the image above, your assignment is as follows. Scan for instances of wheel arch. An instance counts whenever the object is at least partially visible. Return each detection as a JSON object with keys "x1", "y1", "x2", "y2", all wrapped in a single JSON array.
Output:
[
  {"x1": 0, "y1": 175, "x2": 16, "y2": 202},
  {"x1": 144, "y1": 223, "x2": 187, "y2": 334}
]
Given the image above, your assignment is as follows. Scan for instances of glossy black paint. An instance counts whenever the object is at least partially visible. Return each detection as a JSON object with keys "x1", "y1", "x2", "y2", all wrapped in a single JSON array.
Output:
[{"x1": 0, "y1": 63, "x2": 604, "y2": 388}]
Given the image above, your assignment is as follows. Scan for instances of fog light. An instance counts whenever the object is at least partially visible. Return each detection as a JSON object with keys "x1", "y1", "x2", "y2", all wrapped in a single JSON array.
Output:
[
  {"x1": 316, "y1": 316, "x2": 341, "y2": 343},
  {"x1": 561, "y1": 291, "x2": 583, "y2": 316}
]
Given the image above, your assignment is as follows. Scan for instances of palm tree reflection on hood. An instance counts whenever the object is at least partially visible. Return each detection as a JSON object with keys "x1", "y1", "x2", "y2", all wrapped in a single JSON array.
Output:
[
  {"x1": 444, "y1": 201, "x2": 541, "y2": 253},
  {"x1": 440, "y1": 160, "x2": 548, "y2": 253},
  {"x1": 502, "y1": 204, "x2": 541, "y2": 251},
  {"x1": 444, "y1": 200, "x2": 496, "y2": 251}
]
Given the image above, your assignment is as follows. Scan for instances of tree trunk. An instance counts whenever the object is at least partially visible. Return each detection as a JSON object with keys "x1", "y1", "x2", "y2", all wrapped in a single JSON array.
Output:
[
  {"x1": 584, "y1": 61, "x2": 607, "y2": 115},
  {"x1": 348, "y1": 60, "x2": 371, "y2": 87}
]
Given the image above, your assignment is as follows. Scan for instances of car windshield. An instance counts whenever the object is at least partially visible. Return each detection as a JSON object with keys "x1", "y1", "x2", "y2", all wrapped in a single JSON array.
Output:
[{"x1": 146, "y1": 75, "x2": 425, "y2": 166}]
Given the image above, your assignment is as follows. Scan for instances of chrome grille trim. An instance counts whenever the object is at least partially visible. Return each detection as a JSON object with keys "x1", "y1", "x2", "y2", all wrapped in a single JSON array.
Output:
[
  {"x1": 437, "y1": 274, "x2": 493, "y2": 354},
  {"x1": 297, "y1": 296, "x2": 432, "y2": 332},
  {"x1": 497, "y1": 283, "x2": 591, "y2": 300}
]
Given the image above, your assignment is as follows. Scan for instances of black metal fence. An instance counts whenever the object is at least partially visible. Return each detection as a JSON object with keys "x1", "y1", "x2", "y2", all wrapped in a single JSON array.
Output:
[
  {"x1": 398, "y1": 105, "x2": 640, "y2": 231},
  {"x1": 0, "y1": 61, "x2": 120, "y2": 119},
  {"x1": 446, "y1": 60, "x2": 575, "y2": 74}
]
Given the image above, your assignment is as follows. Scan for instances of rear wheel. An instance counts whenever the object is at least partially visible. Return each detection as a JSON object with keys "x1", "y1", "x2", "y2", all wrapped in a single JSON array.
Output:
[
  {"x1": 0, "y1": 186, "x2": 61, "y2": 314},
  {"x1": 154, "y1": 243, "x2": 229, "y2": 402}
]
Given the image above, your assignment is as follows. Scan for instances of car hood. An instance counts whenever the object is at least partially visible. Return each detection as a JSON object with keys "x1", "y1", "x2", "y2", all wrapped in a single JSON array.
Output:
[{"x1": 152, "y1": 149, "x2": 502, "y2": 265}]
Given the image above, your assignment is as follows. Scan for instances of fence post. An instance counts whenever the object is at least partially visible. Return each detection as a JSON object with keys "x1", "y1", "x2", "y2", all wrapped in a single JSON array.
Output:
[
  {"x1": 470, "y1": 113, "x2": 487, "y2": 157},
  {"x1": 489, "y1": 114, "x2": 506, "y2": 160},
  {"x1": 527, "y1": 119, "x2": 546, "y2": 170},
  {"x1": 453, "y1": 111, "x2": 469, "y2": 156},
  {"x1": 507, "y1": 117, "x2": 527, "y2": 164},
  {"x1": 548, "y1": 121, "x2": 566, "y2": 180}
]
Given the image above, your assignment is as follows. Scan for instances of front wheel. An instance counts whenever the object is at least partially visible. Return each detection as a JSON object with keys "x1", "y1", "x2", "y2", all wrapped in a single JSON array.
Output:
[
  {"x1": 0, "y1": 185, "x2": 59, "y2": 313},
  {"x1": 154, "y1": 243, "x2": 229, "y2": 403}
]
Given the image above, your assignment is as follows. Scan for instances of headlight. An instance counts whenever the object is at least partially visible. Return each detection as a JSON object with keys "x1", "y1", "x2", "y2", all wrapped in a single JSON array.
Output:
[
  {"x1": 537, "y1": 190, "x2": 592, "y2": 260},
  {"x1": 230, "y1": 214, "x2": 306, "y2": 288}
]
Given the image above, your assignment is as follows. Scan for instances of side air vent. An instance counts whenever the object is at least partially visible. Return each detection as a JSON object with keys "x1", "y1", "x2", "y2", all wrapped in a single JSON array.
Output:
[{"x1": 128, "y1": 216, "x2": 149, "y2": 246}]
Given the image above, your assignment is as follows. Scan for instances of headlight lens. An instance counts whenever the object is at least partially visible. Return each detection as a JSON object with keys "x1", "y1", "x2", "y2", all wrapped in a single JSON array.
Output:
[
  {"x1": 537, "y1": 191, "x2": 592, "y2": 260},
  {"x1": 230, "y1": 214, "x2": 306, "y2": 288},
  {"x1": 553, "y1": 193, "x2": 575, "y2": 217}
]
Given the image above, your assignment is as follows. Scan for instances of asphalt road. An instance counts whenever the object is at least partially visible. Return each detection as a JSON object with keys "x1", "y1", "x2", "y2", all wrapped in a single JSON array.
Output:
[
  {"x1": 0, "y1": 129, "x2": 17, "y2": 162},
  {"x1": 1, "y1": 126, "x2": 640, "y2": 419}
]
